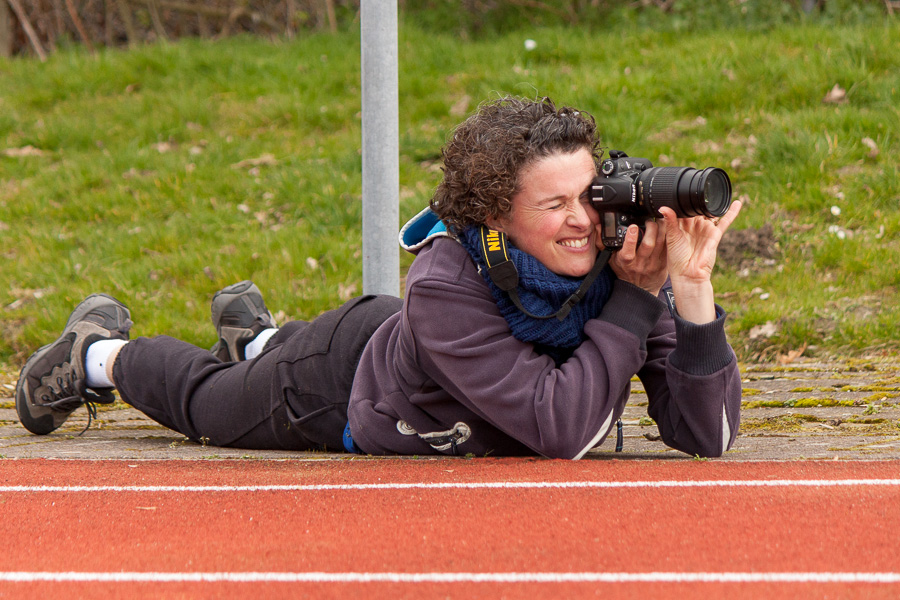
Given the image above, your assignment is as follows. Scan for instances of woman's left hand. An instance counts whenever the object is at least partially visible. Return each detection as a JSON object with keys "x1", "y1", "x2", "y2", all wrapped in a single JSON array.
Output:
[{"x1": 659, "y1": 200, "x2": 743, "y2": 323}]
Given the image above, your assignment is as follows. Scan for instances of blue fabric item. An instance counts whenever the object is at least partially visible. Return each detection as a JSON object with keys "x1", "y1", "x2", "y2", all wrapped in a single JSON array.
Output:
[
  {"x1": 343, "y1": 422, "x2": 362, "y2": 454},
  {"x1": 428, "y1": 219, "x2": 447, "y2": 237},
  {"x1": 458, "y1": 226, "x2": 614, "y2": 362},
  {"x1": 399, "y1": 207, "x2": 448, "y2": 253}
]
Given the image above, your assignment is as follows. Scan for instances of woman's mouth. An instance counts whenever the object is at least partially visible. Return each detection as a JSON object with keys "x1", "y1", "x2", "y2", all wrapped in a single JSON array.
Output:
[{"x1": 557, "y1": 237, "x2": 589, "y2": 249}]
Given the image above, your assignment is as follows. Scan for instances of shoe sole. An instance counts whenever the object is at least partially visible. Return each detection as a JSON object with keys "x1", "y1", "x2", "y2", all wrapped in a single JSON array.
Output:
[
  {"x1": 210, "y1": 281, "x2": 258, "y2": 329},
  {"x1": 16, "y1": 294, "x2": 130, "y2": 435}
]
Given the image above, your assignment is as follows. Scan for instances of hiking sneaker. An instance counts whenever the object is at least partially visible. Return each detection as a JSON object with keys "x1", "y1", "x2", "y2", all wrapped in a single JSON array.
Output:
[
  {"x1": 210, "y1": 280, "x2": 277, "y2": 362},
  {"x1": 16, "y1": 293, "x2": 133, "y2": 435}
]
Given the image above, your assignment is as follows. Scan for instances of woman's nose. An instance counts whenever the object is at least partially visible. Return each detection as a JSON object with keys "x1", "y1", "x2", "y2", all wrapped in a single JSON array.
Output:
[{"x1": 568, "y1": 199, "x2": 594, "y2": 227}]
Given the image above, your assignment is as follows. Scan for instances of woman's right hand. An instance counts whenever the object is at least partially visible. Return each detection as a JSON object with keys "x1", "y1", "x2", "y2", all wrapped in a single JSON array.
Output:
[{"x1": 606, "y1": 218, "x2": 669, "y2": 297}]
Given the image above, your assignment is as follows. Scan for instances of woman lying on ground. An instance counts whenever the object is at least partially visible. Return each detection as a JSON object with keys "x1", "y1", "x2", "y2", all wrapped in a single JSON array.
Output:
[{"x1": 16, "y1": 96, "x2": 742, "y2": 459}]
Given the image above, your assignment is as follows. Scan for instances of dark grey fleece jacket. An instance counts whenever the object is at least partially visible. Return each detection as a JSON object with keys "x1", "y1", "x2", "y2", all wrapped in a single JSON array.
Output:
[{"x1": 348, "y1": 237, "x2": 741, "y2": 459}]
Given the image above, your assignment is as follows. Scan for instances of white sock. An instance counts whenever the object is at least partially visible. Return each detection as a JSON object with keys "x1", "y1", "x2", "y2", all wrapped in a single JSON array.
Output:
[
  {"x1": 85, "y1": 339, "x2": 128, "y2": 388},
  {"x1": 244, "y1": 328, "x2": 278, "y2": 360}
]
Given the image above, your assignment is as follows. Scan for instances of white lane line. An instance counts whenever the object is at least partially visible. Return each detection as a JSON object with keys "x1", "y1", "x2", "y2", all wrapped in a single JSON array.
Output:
[
  {"x1": 1, "y1": 479, "x2": 900, "y2": 493},
  {"x1": 0, "y1": 571, "x2": 898, "y2": 583}
]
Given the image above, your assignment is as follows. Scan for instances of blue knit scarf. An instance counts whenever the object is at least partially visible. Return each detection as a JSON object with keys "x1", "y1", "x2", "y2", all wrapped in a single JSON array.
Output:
[{"x1": 459, "y1": 226, "x2": 613, "y2": 363}]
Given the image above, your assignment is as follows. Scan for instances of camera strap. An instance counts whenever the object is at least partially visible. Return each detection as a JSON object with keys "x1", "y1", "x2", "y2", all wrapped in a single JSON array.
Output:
[{"x1": 478, "y1": 225, "x2": 611, "y2": 322}]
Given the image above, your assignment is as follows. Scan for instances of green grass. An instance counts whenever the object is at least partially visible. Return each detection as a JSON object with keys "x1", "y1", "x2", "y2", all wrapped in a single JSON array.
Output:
[{"x1": 1, "y1": 18, "x2": 899, "y2": 367}]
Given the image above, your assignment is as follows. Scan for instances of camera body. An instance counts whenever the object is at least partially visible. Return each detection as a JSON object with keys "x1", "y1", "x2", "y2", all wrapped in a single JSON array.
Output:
[{"x1": 589, "y1": 150, "x2": 732, "y2": 249}]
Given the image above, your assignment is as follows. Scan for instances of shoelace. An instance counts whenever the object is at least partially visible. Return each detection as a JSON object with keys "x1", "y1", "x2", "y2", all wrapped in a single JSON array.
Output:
[
  {"x1": 39, "y1": 364, "x2": 98, "y2": 436},
  {"x1": 80, "y1": 401, "x2": 98, "y2": 436}
]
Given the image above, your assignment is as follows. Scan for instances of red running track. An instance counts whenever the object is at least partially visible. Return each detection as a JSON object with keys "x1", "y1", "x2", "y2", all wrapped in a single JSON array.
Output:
[{"x1": 1, "y1": 458, "x2": 899, "y2": 599}]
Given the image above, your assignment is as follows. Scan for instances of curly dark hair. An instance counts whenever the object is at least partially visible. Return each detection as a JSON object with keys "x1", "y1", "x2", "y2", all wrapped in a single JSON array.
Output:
[{"x1": 431, "y1": 96, "x2": 602, "y2": 232}]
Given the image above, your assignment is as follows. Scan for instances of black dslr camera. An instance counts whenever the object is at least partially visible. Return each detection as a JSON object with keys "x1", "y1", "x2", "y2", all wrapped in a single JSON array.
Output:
[{"x1": 589, "y1": 150, "x2": 732, "y2": 249}]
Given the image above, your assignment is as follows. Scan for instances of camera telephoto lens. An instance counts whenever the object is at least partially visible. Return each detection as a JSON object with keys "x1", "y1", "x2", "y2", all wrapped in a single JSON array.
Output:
[
  {"x1": 639, "y1": 167, "x2": 732, "y2": 218},
  {"x1": 697, "y1": 168, "x2": 731, "y2": 216}
]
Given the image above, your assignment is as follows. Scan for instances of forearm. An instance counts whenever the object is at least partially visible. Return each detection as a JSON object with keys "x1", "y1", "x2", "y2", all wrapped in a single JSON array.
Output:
[
  {"x1": 669, "y1": 277, "x2": 715, "y2": 324},
  {"x1": 652, "y1": 358, "x2": 742, "y2": 457},
  {"x1": 642, "y1": 306, "x2": 741, "y2": 457}
]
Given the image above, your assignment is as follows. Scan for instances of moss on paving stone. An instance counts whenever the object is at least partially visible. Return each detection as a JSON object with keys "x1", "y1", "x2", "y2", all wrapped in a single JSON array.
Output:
[{"x1": 1, "y1": 360, "x2": 899, "y2": 460}]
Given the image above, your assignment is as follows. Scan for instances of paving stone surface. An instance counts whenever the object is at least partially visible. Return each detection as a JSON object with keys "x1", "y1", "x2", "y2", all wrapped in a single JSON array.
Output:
[{"x1": 1, "y1": 358, "x2": 899, "y2": 461}]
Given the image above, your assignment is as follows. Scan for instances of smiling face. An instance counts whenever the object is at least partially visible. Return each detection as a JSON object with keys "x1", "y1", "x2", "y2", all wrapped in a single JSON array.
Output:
[{"x1": 488, "y1": 149, "x2": 599, "y2": 277}]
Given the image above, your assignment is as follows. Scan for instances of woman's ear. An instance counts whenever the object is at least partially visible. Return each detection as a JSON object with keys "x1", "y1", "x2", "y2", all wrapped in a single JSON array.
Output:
[{"x1": 485, "y1": 215, "x2": 506, "y2": 232}]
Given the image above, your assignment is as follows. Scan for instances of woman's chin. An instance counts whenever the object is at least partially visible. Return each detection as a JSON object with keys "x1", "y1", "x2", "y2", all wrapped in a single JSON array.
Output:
[{"x1": 551, "y1": 259, "x2": 595, "y2": 278}]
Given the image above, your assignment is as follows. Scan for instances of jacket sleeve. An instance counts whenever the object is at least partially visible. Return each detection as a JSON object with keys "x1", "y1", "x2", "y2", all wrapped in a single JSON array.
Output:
[
  {"x1": 403, "y1": 270, "x2": 666, "y2": 460},
  {"x1": 636, "y1": 287, "x2": 742, "y2": 458}
]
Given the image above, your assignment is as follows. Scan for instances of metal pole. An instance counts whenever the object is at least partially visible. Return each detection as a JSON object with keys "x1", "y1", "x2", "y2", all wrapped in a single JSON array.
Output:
[{"x1": 360, "y1": 1, "x2": 400, "y2": 296}]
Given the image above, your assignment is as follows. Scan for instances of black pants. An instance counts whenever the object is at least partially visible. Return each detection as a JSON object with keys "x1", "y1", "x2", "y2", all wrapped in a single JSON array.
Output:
[{"x1": 113, "y1": 295, "x2": 402, "y2": 451}]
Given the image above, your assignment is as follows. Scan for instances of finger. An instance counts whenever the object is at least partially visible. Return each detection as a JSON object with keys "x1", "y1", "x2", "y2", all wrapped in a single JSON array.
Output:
[
  {"x1": 654, "y1": 214, "x2": 668, "y2": 246},
  {"x1": 648, "y1": 217, "x2": 670, "y2": 264},
  {"x1": 618, "y1": 225, "x2": 641, "y2": 261},
  {"x1": 716, "y1": 200, "x2": 743, "y2": 233},
  {"x1": 638, "y1": 220, "x2": 657, "y2": 255},
  {"x1": 658, "y1": 208, "x2": 683, "y2": 243},
  {"x1": 658, "y1": 207, "x2": 679, "y2": 228}
]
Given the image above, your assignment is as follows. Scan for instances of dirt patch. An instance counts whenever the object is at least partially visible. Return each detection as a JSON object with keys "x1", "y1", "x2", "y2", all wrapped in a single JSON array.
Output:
[{"x1": 717, "y1": 224, "x2": 779, "y2": 270}]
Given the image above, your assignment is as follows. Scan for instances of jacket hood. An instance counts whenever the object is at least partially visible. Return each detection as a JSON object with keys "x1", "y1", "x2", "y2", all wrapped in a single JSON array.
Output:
[{"x1": 398, "y1": 206, "x2": 450, "y2": 255}]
